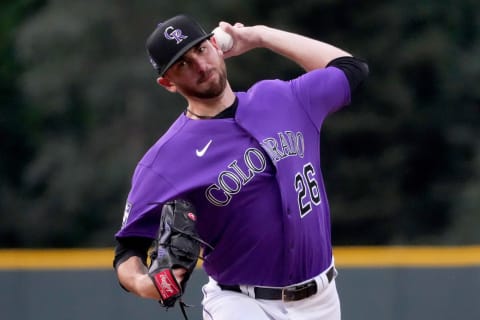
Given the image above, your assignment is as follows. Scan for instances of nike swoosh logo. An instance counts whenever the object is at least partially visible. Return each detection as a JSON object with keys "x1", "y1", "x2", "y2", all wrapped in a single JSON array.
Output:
[{"x1": 196, "y1": 140, "x2": 213, "y2": 157}]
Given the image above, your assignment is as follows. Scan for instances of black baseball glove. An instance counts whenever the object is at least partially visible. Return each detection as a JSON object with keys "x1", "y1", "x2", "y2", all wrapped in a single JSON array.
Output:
[{"x1": 148, "y1": 199, "x2": 202, "y2": 309}]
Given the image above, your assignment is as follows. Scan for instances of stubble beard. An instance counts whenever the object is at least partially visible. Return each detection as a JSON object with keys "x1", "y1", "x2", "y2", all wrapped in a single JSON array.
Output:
[{"x1": 184, "y1": 64, "x2": 228, "y2": 100}]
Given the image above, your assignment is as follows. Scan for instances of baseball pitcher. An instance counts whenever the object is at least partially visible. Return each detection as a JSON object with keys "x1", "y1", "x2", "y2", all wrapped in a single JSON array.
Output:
[{"x1": 113, "y1": 14, "x2": 369, "y2": 320}]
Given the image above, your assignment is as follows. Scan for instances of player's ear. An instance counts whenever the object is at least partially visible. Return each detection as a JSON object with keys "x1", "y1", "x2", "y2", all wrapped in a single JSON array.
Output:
[
  {"x1": 210, "y1": 37, "x2": 223, "y2": 54},
  {"x1": 157, "y1": 76, "x2": 177, "y2": 93},
  {"x1": 210, "y1": 37, "x2": 219, "y2": 49}
]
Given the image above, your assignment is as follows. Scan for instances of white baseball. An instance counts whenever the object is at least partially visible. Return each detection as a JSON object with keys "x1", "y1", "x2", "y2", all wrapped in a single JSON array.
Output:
[{"x1": 213, "y1": 27, "x2": 233, "y2": 52}]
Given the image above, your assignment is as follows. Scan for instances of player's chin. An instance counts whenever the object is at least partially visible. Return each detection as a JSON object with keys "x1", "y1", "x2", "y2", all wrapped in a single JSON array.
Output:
[
  {"x1": 195, "y1": 88, "x2": 224, "y2": 99},
  {"x1": 196, "y1": 79, "x2": 226, "y2": 99}
]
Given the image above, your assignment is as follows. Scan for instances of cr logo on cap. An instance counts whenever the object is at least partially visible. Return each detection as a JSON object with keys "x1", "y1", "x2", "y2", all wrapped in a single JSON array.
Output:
[{"x1": 164, "y1": 26, "x2": 188, "y2": 44}]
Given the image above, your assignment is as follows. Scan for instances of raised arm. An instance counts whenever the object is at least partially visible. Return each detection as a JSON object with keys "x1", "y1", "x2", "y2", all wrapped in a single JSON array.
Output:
[{"x1": 219, "y1": 22, "x2": 352, "y2": 71}]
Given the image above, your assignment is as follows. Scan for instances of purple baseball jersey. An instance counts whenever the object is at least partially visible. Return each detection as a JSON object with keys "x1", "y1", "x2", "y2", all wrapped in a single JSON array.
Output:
[{"x1": 116, "y1": 66, "x2": 350, "y2": 287}]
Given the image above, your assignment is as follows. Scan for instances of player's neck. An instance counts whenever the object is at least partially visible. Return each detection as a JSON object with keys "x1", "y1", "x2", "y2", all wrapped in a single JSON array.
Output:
[{"x1": 186, "y1": 85, "x2": 236, "y2": 119}]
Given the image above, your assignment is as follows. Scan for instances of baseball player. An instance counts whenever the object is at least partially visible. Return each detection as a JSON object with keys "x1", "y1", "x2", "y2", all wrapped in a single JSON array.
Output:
[{"x1": 113, "y1": 14, "x2": 369, "y2": 320}]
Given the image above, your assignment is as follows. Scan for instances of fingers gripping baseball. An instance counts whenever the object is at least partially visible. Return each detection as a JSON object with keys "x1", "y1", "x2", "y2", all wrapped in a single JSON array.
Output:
[
  {"x1": 214, "y1": 21, "x2": 262, "y2": 59},
  {"x1": 213, "y1": 27, "x2": 234, "y2": 52}
]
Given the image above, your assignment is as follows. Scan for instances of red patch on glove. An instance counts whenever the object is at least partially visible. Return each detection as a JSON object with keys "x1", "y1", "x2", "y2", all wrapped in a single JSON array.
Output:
[{"x1": 152, "y1": 269, "x2": 181, "y2": 301}]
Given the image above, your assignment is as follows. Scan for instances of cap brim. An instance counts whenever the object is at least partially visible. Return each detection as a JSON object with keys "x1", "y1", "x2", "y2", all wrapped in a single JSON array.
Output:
[{"x1": 159, "y1": 33, "x2": 214, "y2": 76}]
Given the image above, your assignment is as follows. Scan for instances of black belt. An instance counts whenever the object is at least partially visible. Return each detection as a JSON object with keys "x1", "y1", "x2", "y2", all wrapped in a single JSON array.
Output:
[{"x1": 219, "y1": 266, "x2": 335, "y2": 302}]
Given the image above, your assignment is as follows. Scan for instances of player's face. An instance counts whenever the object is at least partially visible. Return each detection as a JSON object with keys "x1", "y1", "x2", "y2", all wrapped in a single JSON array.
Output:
[{"x1": 164, "y1": 40, "x2": 227, "y2": 99}]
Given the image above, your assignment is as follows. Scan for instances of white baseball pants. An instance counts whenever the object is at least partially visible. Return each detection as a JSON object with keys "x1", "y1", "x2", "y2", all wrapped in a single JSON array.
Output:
[{"x1": 201, "y1": 267, "x2": 341, "y2": 320}]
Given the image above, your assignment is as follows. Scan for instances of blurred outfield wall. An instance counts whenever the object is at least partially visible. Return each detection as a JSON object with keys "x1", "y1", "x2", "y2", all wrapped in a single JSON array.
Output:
[{"x1": 1, "y1": 247, "x2": 479, "y2": 320}]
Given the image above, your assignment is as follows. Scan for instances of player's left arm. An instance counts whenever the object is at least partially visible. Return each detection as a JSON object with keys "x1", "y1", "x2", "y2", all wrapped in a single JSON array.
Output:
[
  {"x1": 113, "y1": 236, "x2": 188, "y2": 300},
  {"x1": 113, "y1": 236, "x2": 162, "y2": 299}
]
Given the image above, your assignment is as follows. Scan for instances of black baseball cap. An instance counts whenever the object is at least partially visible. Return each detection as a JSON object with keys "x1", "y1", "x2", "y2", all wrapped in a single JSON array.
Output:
[{"x1": 146, "y1": 14, "x2": 213, "y2": 76}]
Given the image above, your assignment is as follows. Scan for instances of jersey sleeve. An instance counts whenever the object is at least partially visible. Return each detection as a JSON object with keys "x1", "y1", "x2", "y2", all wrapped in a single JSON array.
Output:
[
  {"x1": 115, "y1": 164, "x2": 177, "y2": 239},
  {"x1": 115, "y1": 115, "x2": 189, "y2": 240},
  {"x1": 292, "y1": 66, "x2": 351, "y2": 129}
]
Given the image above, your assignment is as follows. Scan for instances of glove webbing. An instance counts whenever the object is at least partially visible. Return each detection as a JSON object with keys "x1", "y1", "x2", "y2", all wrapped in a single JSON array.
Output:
[
  {"x1": 159, "y1": 226, "x2": 215, "y2": 261},
  {"x1": 170, "y1": 225, "x2": 215, "y2": 250}
]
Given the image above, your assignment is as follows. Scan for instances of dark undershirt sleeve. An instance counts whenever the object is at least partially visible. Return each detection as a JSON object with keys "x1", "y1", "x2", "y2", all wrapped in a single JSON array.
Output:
[
  {"x1": 326, "y1": 56, "x2": 369, "y2": 95},
  {"x1": 113, "y1": 236, "x2": 154, "y2": 292},
  {"x1": 113, "y1": 236, "x2": 153, "y2": 270}
]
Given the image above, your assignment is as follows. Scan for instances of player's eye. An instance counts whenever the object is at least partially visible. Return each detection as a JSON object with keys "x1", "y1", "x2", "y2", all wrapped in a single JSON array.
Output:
[
  {"x1": 195, "y1": 41, "x2": 208, "y2": 53},
  {"x1": 176, "y1": 60, "x2": 188, "y2": 68}
]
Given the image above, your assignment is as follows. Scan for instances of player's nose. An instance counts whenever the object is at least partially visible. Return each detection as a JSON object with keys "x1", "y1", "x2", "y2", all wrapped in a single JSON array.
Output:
[{"x1": 191, "y1": 57, "x2": 209, "y2": 73}]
